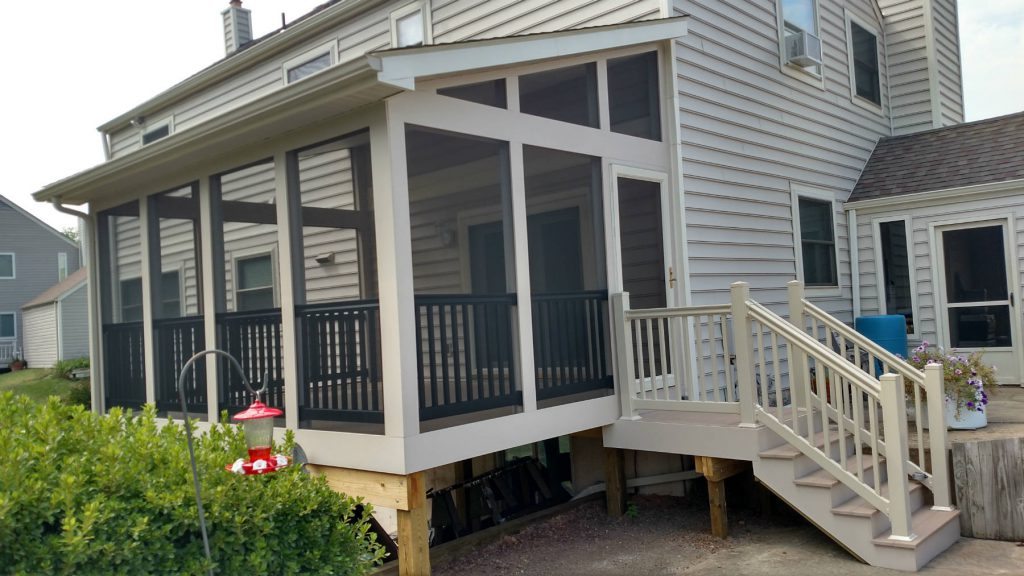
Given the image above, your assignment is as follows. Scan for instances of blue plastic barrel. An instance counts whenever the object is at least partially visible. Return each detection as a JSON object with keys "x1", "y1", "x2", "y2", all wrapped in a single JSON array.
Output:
[{"x1": 855, "y1": 315, "x2": 908, "y2": 374}]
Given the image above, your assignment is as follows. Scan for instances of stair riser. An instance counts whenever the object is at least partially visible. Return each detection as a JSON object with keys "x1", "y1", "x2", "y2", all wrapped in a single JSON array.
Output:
[{"x1": 844, "y1": 487, "x2": 927, "y2": 539}]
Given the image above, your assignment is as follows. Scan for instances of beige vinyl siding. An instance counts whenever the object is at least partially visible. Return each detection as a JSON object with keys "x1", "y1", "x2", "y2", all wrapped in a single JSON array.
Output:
[
  {"x1": 23, "y1": 305, "x2": 58, "y2": 368},
  {"x1": 930, "y1": 0, "x2": 963, "y2": 126},
  {"x1": 221, "y1": 162, "x2": 278, "y2": 311},
  {"x1": 59, "y1": 284, "x2": 90, "y2": 360},
  {"x1": 880, "y1": 0, "x2": 933, "y2": 134},
  {"x1": 675, "y1": 0, "x2": 889, "y2": 322},
  {"x1": 157, "y1": 217, "x2": 200, "y2": 316},
  {"x1": 112, "y1": 216, "x2": 143, "y2": 323}
]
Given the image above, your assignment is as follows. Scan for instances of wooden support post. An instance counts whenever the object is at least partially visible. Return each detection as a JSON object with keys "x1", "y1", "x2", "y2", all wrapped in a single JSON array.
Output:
[
  {"x1": 707, "y1": 477, "x2": 728, "y2": 539},
  {"x1": 397, "y1": 472, "x2": 429, "y2": 576},
  {"x1": 695, "y1": 456, "x2": 751, "y2": 539},
  {"x1": 604, "y1": 447, "x2": 627, "y2": 517}
]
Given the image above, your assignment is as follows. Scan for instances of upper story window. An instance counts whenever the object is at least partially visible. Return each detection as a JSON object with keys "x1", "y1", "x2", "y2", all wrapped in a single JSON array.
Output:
[
  {"x1": 391, "y1": 1, "x2": 431, "y2": 48},
  {"x1": 141, "y1": 116, "x2": 173, "y2": 146},
  {"x1": 520, "y1": 63, "x2": 599, "y2": 128},
  {"x1": 236, "y1": 254, "x2": 275, "y2": 311},
  {"x1": 794, "y1": 193, "x2": 838, "y2": 288},
  {"x1": 850, "y1": 21, "x2": 881, "y2": 106},
  {"x1": 58, "y1": 252, "x2": 68, "y2": 281},
  {"x1": 284, "y1": 42, "x2": 337, "y2": 84},
  {"x1": 0, "y1": 313, "x2": 14, "y2": 339},
  {"x1": 608, "y1": 51, "x2": 661, "y2": 141},
  {"x1": 0, "y1": 254, "x2": 13, "y2": 279},
  {"x1": 779, "y1": 0, "x2": 822, "y2": 77}
]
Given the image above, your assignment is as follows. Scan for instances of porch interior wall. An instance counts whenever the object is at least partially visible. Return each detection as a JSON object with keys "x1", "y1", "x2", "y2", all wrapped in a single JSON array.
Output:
[
  {"x1": 113, "y1": 216, "x2": 143, "y2": 321},
  {"x1": 221, "y1": 162, "x2": 280, "y2": 311}
]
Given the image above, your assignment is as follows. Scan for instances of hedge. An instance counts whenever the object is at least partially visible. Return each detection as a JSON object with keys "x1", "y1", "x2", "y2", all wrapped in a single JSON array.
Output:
[{"x1": 0, "y1": 393, "x2": 384, "y2": 575}]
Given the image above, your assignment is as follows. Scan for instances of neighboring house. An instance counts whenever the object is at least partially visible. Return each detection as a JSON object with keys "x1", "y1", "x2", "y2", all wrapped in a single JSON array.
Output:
[
  {"x1": 21, "y1": 268, "x2": 90, "y2": 368},
  {"x1": 0, "y1": 194, "x2": 82, "y2": 368},
  {"x1": 35, "y1": 0, "x2": 971, "y2": 572},
  {"x1": 847, "y1": 111, "x2": 1024, "y2": 382}
]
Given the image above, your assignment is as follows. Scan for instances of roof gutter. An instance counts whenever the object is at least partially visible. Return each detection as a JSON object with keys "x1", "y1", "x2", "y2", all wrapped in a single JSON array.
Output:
[{"x1": 97, "y1": 0, "x2": 388, "y2": 133}]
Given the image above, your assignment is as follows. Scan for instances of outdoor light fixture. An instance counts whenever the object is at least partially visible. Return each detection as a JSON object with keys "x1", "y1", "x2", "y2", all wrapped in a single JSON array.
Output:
[{"x1": 228, "y1": 399, "x2": 290, "y2": 475}]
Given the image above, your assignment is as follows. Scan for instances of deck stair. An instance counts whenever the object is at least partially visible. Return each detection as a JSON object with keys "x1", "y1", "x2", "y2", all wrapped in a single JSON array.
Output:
[{"x1": 607, "y1": 281, "x2": 961, "y2": 571}]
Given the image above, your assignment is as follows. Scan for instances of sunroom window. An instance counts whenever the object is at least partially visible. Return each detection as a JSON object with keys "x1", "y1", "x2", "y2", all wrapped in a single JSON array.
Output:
[
  {"x1": 438, "y1": 79, "x2": 507, "y2": 109},
  {"x1": 608, "y1": 51, "x2": 661, "y2": 141},
  {"x1": 519, "y1": 63, "x2": 599, "y2": 128}
]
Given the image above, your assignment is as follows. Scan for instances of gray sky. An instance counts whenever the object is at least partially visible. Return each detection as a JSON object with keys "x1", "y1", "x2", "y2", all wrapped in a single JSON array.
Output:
[{"x1": 2, "y1": 1, "x2": 1022, "y2": 232}]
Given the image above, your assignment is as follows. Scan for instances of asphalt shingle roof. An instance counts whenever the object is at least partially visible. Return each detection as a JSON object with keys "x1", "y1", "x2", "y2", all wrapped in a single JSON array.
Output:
[{"x1": 849, "y1": 111, "x2": 1024, "y2": 203}]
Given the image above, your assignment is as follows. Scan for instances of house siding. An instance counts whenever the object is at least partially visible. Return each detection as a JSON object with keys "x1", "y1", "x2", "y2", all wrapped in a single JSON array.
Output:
[
  {"x1": 23, "y1": 305, "x2": 58, "y2": 368},
  {"x1": 0, "y1": 198, "x2": 82, "y2": 355},
  {"x1": 60, "y1": 284, "x2": 90, "y2": 360},
  {"x1": 930, "y1": 0, "x2": 963, "y2": 126},
  {"x1": 673, "y1": 0, "x2": 892, "y2": 322}
]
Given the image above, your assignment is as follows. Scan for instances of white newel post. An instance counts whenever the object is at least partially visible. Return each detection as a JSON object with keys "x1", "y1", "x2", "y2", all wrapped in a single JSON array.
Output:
[
  {"x1": 611, "y1": 292, "x2": 637, "y2": 420},
  {"x1": 924, "y1": 364, "x2": 952, "y2": 510},
  {"x1": 880, "y1": 373, "x2": 915, "y2": 541},
  {"x1": 787, "y1": 280, "x2": 808, "y2": 431},
  {"x1": 731, "y1": 282, "x2": 756, "y2": 427}
]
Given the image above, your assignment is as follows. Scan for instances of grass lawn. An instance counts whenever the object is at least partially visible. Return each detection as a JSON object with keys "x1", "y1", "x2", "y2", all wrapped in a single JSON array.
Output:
[{"x1": 0, "y1": 369, "x2": 77, "y2": 403}]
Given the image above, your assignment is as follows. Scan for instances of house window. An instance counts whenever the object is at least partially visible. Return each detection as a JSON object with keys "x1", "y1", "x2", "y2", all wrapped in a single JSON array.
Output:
[
  {"x1": 879, "y1": 220, "x2": 915, "y2": 334},
  {"x1": 608, "y1": 51, "x2": 661, "y2": 141},
  {"x1": 779, "y1": 0, "x2": 822, "y2": 76},
  {"x1": 287, "y1": 52, "x2": 332, "y2": 83},
  {"x1": 850, "y1": 21, "x2": 881, "y2": 105},
  {"x1": 391, "y1": 2, "x2": 430, "y2": 48},
  {"x1": 797, "y1": 196, "x2": 837, "y2": 287},
  {"x1": 519, "y1": 63, "x2": 599, "y2": 128},
  {"x1": 782, "y1": 0, "x2": 817, "y2": 35},
  {"x1": 120, "y1": 278, "x2": 143, "y2": 323},
  {"x1": 236, "y1": 254, "x2": 275, "y2": 311},
  {"x1": 0, "y1": 253, "x2": 13, "y2": 279},
  {"x1": 142, "y1": 124, "x2": 171, "y2": 145},
  {"x1": 438, "y1": 79, "x2": 507, "y2": 109},
  {"x1": 160, "y1": 271, "x2": 182, "y2": 318},
  {"x1": 0, "y1": 313, "x2": 13, "y2": 339},
  {"x1": 58, "y1": 252, "x2": 68, "y2": 281}
]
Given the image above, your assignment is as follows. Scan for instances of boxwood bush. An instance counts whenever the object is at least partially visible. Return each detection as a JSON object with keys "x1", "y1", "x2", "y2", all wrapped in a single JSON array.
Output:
[{"x1": 0, "y1": 393, "x2": 384, "y2": 575}]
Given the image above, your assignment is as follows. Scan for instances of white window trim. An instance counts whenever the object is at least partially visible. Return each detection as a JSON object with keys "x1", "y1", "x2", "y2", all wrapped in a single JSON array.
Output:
[
  {"x1": 0, "y1": 253, "x2": 14, "y2": 279},
  {"x1": 282, "y1": 40, "x2": 338, "y2": 85},
  {"x1": 139, "y1": 114, "x2": 175, "y2": 147},
  {"x1": 872, "y1": 216, "x2": 920, "y2": 339},
  {"x1": 0, "y1": 311, "x2": 15, "y2": 340},
  {"x1": 232, "y1": 249, "x2": 279, "y2": 310},
  {"x1": 389, "y1": 0, "x2": 433, "y2": 48},
  {"x1": 774, "y1": 0, "x2": 826, "y2": 90},
  {"x1": 792, "y1": 184, "x2": 841, "y2": 296},
  {"x1": 844, "y1": 8, "x2": 884, "y2": 114}
]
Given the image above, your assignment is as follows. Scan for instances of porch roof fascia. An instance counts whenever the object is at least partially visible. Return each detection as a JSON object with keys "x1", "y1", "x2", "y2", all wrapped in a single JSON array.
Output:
[
  {"x1": 34, "y1": 59, "x2": 394, "y2": 206},
  {"x1": 843, "y1": 177, "x2": 1024, "y2": 213},
  {"x1": 367, "y1": 16, "x2": 689, "y2": 90}
]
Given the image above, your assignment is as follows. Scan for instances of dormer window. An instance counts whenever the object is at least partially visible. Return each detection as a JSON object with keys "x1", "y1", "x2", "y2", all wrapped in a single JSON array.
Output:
[
  {"x1": 283, "y1": 42, "x2": 337, "y2": 84},
  {"x1": 391, "y1": 1, "x2": 431, "y2": 48},
  {"x1": 141, "y1": 116, "x2": 173, "y2": 146},
  {"x1": 287, "y1": 52, "x2": 331, "y2": 83}
]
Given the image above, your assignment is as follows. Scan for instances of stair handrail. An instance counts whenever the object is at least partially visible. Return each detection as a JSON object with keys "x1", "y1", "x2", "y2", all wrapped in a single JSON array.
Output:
[{"x1": 787, "y1": 281, "x2": 950, "y2": 509}]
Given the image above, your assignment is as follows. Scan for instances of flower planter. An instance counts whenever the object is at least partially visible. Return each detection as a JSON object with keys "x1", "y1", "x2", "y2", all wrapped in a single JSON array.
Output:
[{"x1": 908, "y1": 399, "x2": 988, "y2": 430}]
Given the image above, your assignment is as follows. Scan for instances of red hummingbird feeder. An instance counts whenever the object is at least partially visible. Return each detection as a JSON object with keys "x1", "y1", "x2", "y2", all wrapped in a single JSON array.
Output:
[{"x1": 226, "y1": 399, "x2": 290, "y2": 475}]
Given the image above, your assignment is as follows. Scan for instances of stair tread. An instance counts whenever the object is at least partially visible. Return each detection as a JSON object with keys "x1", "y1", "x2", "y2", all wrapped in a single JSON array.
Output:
[
  {"x1": 872, "y1": 507, "x2": 960, "y2": 549},
  {"x1": 759, "y1": 428, "x2": 851, "y2": 459},
  {"x1": 832, "y1": 481, "x2": 924, "y2": 518},
  {"x1": 794, "y1": 456, "x2": 883, "y2": 488}
]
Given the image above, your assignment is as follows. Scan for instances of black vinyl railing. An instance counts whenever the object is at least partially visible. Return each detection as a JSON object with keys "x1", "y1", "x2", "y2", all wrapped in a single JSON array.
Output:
[
  {"x1": 297, "y1": 300, "x2": 383, "y2": 423},
  {"x1": 416, "y1": 294, "x2": 521, "y2": 421},
  {"x1": 154, "y1": 316, "x2": 207, "y2": 412},
  {"x1": 532, "y1": 291, "x2": 612, "y2": 400},
  {"x1": 217, "y1": 309, "x2": 284, "y2": 415},
  {"x1": 103, "y1": 322, "x2": 146, "y2": 410}
]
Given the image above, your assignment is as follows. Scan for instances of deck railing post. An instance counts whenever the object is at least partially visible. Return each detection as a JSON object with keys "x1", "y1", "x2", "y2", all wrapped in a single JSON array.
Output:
[
  {"x1": 880, "y1": 373, "x2": 915, "y2": 541},
  {"x1": 787, "y1": 280, "x2": 808, "y2": 429},
  {"x1": 731, "y1": 282, "x2": 756, "y2": 427},
  {"x1": 612, "y1": 292, "x2": 638, "y2": 420},
  {"x1": 924, "y1": 364, "x2": 953, "y2": 510}
]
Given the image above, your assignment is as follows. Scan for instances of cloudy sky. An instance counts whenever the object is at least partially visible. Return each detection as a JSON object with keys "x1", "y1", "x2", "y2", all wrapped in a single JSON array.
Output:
[{"x1": 2, "y1": 1, "x2": 1022, "y2": 231}]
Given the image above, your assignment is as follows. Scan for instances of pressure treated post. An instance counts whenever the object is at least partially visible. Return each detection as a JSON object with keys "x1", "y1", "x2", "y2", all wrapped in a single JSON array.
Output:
[
  {"x1": 397, "y1": 472, "x2": 429, "y2": 576},
  {"x1": 924, "y1": 364, "x2": 953, "y2": 510},
  {"x1": 604, "y1": 447, "x2": 627, "y2": 517},
  {"x1": 612, "y1": 292, "x2": 638, "y2": 420},
  {"x1": 787, "y1": 281, "x2": 809, "y2": 432},
  {"x1": 880, "y1": 373, "x2": 915, "y2": 541},
  {"x1": 731, "y1": 282, "x2": 756, "y2": 427}
]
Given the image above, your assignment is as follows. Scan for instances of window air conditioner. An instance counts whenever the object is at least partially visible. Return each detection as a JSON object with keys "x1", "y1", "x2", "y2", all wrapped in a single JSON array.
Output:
[{"x1": 785, "y1": 29, "x2": 822, "y2": 67}]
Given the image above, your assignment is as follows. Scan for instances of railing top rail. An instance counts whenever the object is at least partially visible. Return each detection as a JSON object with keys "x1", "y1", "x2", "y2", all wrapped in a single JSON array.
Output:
[
  {"x1": 747, "y1": 300, "x2": 881, "y2": 398},
  {"x1": 153, "y1": 315, "x2": 206, "y2": 328},
  {"x1": 624, "y1": 304, "x2": 731, "y2": 320},
  {"x1": 802, "y1": 299, "x2": 924, "y2": 385},
  {"x1": 531, "y1": 290, "x2": 609, "y2": 301},
  {"x1": 103, "y1": 321, "x2": 145, "y2": 330},
  {"x1": 216, "y1": 308, "x2": 283, "y2": 321},
  {"x1": 414, "y1": 293, "x2": 518, "y2": 305},
  {"x1": 296, "y1": 299, "x2": 381, "y2": 314}
]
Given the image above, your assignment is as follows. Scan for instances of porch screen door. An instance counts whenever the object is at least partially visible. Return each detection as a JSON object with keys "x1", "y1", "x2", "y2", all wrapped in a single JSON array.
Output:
[{"x1": 937, "y1": 222, "x2": 1020, "y2": 382}]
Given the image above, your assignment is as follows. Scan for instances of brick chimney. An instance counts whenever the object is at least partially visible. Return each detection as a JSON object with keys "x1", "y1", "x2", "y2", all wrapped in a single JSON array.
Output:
[{"x1": 222, "y1": 0, "x2": 253, "y2": 55}]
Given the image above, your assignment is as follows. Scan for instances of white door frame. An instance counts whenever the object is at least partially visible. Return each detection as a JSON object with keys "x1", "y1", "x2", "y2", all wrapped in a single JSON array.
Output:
[{"x1": 930, "y1": 216, "x2": 1023, "y2": 383}]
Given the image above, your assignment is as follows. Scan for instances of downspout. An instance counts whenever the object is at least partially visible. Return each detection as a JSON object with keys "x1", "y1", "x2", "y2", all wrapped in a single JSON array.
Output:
[
  {"x1": 100, "y1": 131, "x2": 112, "y2": 161},
  {"x1": 51, "y1": 199, "x2": 88, "y2": 220}
]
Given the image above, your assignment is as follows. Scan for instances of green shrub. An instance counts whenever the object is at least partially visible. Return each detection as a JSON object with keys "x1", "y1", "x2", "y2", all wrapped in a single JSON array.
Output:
[
  {"x1": 51, "y1": 357, "x2": 90, "y2": 380},
  {"x1": 64, "y1": 379, "x2": 92, "y2": 408},
  {"x1": 0, "y1": 393, "x2": 384, "y2": 575}
]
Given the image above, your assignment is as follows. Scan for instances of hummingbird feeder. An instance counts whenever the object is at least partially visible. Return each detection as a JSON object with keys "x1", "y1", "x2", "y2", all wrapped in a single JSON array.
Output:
[{"x1": 226, "y1": 399, "x2": 290, "y2": 475}]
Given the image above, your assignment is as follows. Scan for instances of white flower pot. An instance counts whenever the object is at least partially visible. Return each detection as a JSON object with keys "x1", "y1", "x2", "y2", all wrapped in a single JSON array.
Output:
[{"x1": 907, "y1": 399, "x2": 988, "y2": 430}]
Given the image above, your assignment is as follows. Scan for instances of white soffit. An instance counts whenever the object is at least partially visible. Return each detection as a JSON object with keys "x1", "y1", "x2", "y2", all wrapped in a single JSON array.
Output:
[{"x1": 368, "y1": 17, "x2": 688, "y2": 90}]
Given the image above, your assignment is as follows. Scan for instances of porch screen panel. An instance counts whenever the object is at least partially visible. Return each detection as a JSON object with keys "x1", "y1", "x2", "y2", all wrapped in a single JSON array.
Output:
[
  {"x1": 406, "y1": 125, "x2": 521, "y2": 422},
  {"x1": 523, "y1": 146, "x2": 611, "y2": 403},
  {"x1": 98, "y1": 201, "x2": 147, "y2": 410},
  {"x1": 879, "y1": 220, "x2": 914, "y2": 334},
  {"x1": 152, "y1": 185, "x2": 206, "y2": 415},
  {"x1": 215, "y1": 160, "x2": 285, "y2": 416},
  {"x1": 294, "y1": 133, "x2": 383, "y2": 428}
]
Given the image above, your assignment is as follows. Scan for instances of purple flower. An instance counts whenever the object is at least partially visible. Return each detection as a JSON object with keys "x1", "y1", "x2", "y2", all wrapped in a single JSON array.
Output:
[
  {"x1": 955, "y1": 369, "x2": 963, "y2": 376},
  {"x1": 967, "y1": 401, "x2": 975, "y2": 408}
]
